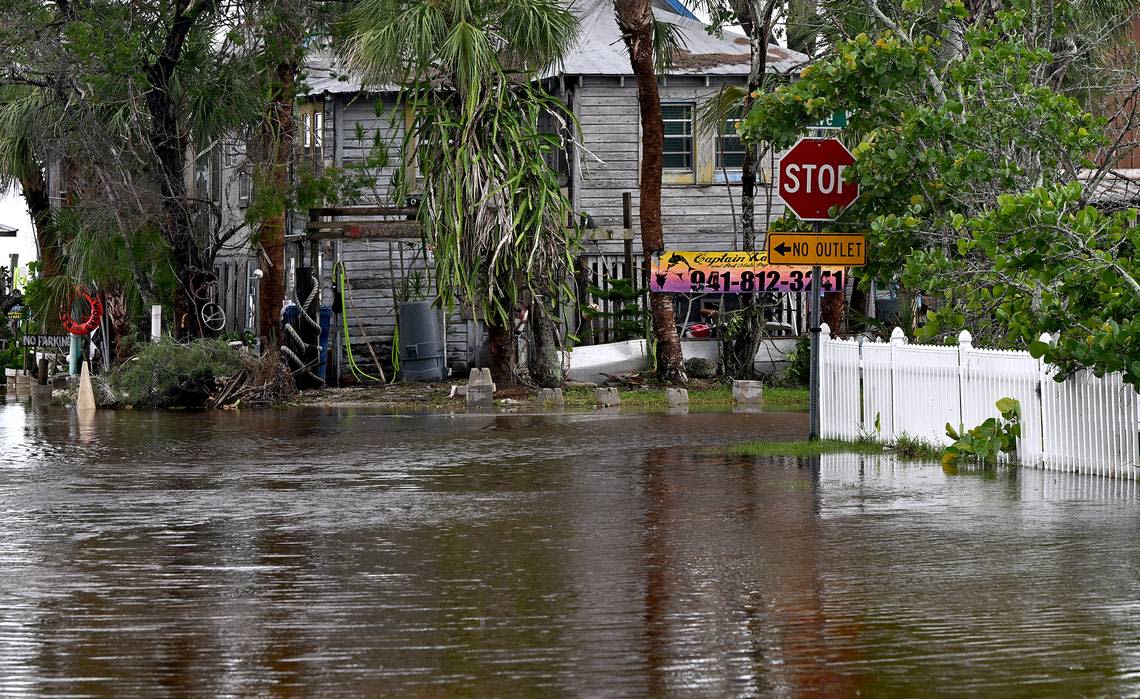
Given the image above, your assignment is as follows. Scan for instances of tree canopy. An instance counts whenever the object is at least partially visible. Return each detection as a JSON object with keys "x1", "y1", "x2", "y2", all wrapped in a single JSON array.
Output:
[{"x1": 741, "y1": 0, "x2": 1140, "y2": 387}]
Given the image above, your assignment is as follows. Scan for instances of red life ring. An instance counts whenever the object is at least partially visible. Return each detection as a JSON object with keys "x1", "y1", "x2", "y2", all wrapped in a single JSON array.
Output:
[{"x1": 61, "y1": 288, "x2": 104, "y2": 336}]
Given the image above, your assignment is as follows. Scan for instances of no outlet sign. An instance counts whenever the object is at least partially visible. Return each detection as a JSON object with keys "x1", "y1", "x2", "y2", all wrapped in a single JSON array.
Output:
[{"x1": 779, "y1": 137, "x2": 859, "y2": 221}]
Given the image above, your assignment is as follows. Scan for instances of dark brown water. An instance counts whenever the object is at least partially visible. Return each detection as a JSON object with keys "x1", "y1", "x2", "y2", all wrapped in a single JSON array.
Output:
[{"x1": 3, "y1": 398, "x2": 1140, "y2": 697}]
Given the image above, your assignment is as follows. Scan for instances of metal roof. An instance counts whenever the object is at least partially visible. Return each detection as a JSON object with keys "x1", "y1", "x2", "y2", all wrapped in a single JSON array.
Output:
[
  {"x1": 1083, "y1": 169, "x2": 1140, "y2": 207},
  {"x1": 303, "y1": 2, "x2": 806, "y2": 96},
  {"x1": 561, "y1": 0, "x2": 805, "y2": 77},
  {"x1": 302, "y1": 51, "x2": 370, "y2": 96},
  {"x1": 0, "y1": 223, "x2": 17, "y2": 238}
]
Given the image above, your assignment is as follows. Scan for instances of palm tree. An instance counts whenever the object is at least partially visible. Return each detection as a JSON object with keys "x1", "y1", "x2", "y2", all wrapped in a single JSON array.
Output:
[
  {"x1": 612, "y1": 0, "x2": 688, "y2": 384},
  {"x1": 340, "y1": 0, "x2": 582, "y2": 387},
  {"x1": 0, "y1": 88, "x2": 58, "y2": 279}
]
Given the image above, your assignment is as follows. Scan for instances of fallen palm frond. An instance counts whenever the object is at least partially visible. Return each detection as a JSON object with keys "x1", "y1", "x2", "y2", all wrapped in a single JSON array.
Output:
[
  {"x1": 104, "y1": 338, "x2": 294, "y2": 409},
  {"x1": 206, "y1": 345, "x2": 296, "y2": 409}
]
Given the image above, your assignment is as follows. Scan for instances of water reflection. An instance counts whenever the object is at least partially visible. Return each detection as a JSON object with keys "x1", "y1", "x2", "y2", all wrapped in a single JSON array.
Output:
[{"x1": 1, "y1": 403, "x2": 1139, "y2": 695}]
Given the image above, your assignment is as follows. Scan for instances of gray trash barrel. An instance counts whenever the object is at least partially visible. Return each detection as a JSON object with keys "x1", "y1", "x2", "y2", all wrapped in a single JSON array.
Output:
[{"x1": 397, "y1": 301, "x2": 445, "y2": 382}]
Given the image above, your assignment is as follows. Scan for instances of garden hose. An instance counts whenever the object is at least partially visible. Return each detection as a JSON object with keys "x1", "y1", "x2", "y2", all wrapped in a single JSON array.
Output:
[{"x1": 334, "y1": 261, "x2": 387, "y2": 383}]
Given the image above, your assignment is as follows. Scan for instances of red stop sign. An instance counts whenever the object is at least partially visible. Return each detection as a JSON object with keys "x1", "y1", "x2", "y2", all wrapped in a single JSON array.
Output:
[{"x1": 779, "y1": 137, "x2": 859, "y2": 221}]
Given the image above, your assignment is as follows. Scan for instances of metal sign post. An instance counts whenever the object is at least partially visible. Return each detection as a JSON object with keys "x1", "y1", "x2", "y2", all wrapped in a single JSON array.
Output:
[
  {"x1": 809, "y1": 222, "x2": 822, "y2": 442},
  {"x1": 778, "y1": 137, "x2": 860, "y2": 443}
]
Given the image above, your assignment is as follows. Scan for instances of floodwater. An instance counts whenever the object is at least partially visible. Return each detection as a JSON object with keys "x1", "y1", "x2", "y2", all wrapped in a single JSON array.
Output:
[{"x1": 2, "y1": 400, "x2": 1140, "y2": 697}]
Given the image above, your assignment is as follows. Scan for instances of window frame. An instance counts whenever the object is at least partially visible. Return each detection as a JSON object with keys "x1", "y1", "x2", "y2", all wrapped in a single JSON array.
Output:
[
  {"x1": 237, "y1": 171, "x2": 251, "y2": 208},
  {"x1": 298, "y1": 102, "x2": 324, "y2": 161},
  {"x1": 660, "y1": 102, "x2": 695, "y2": 172},
  {"x1": 716, "y1": 114, "x2": 746, "y2": 171}
]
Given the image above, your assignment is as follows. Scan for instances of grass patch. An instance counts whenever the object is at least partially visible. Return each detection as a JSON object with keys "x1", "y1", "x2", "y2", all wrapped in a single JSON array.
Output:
[
  {"x1": 764, "y1": 387, "x2": 809, "y2": 406},
  {"x1": 727, "y1": 433, "x2": 946, "y2": 460},
  {"x1": 727, "y1": 439, "x2": 886, "y2": 458},
  {"x1": 562, "y1": 383, "x2": 808, "y2": 410},
  {"x1": 892, "y1": 433, "x2": 945, "y2": 460}
]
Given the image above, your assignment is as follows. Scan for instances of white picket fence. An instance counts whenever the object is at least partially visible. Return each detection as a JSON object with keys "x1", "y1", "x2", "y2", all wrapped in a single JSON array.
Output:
[{"x1": 819, "y1": 325, "x2": 1140, "y2": 479}]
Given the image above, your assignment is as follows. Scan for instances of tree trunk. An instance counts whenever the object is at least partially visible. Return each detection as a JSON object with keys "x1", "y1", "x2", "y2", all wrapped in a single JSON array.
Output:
[
  {"x1": 170, "y1": 236, "x2": 205, "y2": 337},
  {"x1": 614, "y1": 0, "x2": 686, "y2": 384},
  {"x1": 849, "y1": 273, "x2": 867, "y2": 331},
  {"x1": 528, "y1": 298, "x2": 562, "y2": 388},
  {"x1": 255, "y1": 2, "x2": 304, "y2": 349},
  {"x1": 144, "y1": 1, "x2": 220, "y2": 340},
  {"x1": 257, "y1": 57, "x2": 297, "y2": 348},
  {"x1": 20, "y1": 170, "x2": 60, "y2": 279},
  {"x1": 723, "y1": 0, "x2": 779, "y2": 380},
  {"x1": 822, "y1": 291, "x2": 844, "y2": 335},
  {"x1": 487, "y1": 315, "x2": 516, "y2": 388}
]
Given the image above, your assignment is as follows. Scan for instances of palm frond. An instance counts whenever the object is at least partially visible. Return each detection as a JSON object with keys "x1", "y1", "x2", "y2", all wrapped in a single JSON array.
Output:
[{"x1": 696, "y1": 84, "x2": 747, "y2": 136}]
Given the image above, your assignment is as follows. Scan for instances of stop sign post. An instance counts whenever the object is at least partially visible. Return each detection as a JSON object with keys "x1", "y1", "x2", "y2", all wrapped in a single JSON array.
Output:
[
  {"x1": 778, "y1": 137, "x2": 859, "y2": 442},
  {"x1": 779, "y1": 137, "x2": 859, "y2": 221}
]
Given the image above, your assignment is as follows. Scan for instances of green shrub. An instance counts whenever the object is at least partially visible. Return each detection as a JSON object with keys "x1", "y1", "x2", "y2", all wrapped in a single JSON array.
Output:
[
  {"x1": 109, "y1": 338, "x2": 243, "y2": 408},
  {"x1": 943, "y1": 397, "x2": 1021, "y2": 466},
  {"x1": 684, "y1": 357, "x2": 717, "y2": 379},
  {"x1": 784, "y1": 334, "x2": 810, "y2": 387}
]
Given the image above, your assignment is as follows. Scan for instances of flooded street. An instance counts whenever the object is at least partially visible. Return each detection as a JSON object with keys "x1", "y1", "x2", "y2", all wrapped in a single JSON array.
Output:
[{"x1": 3, "y1": 400, "x2": 1140, "y2": 696}]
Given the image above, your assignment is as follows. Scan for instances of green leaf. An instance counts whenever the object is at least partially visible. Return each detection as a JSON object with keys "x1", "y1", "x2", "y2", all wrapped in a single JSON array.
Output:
[
  {"x1": 995, "y1": 397, "x2": 1018, "y2": 414},
  {"x1": 1028, "y1": 340, "x2": 1050, "y2": 358}
]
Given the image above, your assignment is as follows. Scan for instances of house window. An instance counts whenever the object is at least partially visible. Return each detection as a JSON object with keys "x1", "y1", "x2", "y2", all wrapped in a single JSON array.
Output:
[
  {"x1": 300, "y1": 104, "x2": 324, "y2": 160},
  {"x1": 194, "y1": 158, "x2": 209, "y2": 200},
  {"x1": 662, "y1": 104, "x2": 693, "y2": 170},
  {"x1": 223, "y1": 139, "x2": 237, "y2": 167},
  {"x1": 238, "y1": 171, "x2": 251, "y2": 208},
  {"x1": 717, "y1": 116, "x2": 747, "y2": 169},
  {"x1": 210, "y1": 150, "x2": 222, "y2": 205}
]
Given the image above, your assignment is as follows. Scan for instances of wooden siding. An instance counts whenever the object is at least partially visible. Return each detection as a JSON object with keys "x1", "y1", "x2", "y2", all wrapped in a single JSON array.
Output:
[
  {"x1": 319, "y1": 238, "x2": 474, "y2": 375},
  {"x1": 322, "y1": 96, "x2": 475, "y2": 374},
  {"x1": 1114, "y1": 16, "x2": 1140, "y2": 170},
  {"x1": 572, "y1": 82, "x2": 786, "y2": 256}
]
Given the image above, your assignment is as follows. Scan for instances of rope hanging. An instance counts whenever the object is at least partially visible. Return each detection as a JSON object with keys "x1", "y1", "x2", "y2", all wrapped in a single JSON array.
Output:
[{"x1": 281, "y1": 275, "x2": 323, "y2": 384}]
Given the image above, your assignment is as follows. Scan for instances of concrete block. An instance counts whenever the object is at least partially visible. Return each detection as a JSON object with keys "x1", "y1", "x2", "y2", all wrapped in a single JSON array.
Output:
[
  {"x1": 466, "y1": 383, "x2": 494, "y2": 408},
  {"x1": 29, "y1": 383, "x2": 53, "y2": 406},
  {"x1": 666, "y1": 388, "x2": 689, "y2": 407},
  {"x1": 732, "y1": 380, "x2": 764, "y2": 405},
  {"x1": 538, "y1": 388, "x2": 565, "y2": 407},
  {"x1": 595, "y1": 387, "x2": 620, "y2": 407},
  {"x1": 468, "y1": 367, "x2": 495, "y2": 393}
]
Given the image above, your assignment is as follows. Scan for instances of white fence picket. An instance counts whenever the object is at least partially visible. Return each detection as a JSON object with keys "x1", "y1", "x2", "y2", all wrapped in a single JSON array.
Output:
[
  {"x1": 820, "y1": 327, "x2": 1140, "y2": 480},
  {"x1": 959, "y1": 342, "x2": 1042, "y2": 464},
  {"x1": 891, "y1": 341, "x2": 961, "y2": 445},
  {"x1": 818, "y1": 325, "x2": 861, "y2": 440},
  {"x1": 861, "y1": 341, "x2": 895, "y2": 441}
]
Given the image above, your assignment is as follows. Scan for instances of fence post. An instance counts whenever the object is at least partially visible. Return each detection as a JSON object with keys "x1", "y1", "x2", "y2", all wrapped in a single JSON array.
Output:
[
  {"x1": 889, "y1": 327, "x2": 906, "y2": 441},
  {"x1": 857, "y1": 334, "x2": 865, "y2": 435},
  {"x1": 1038, "y1": 332, "x2": 1054, "y2": 468},
  {"x1": 819, "y1": 323, "x2": 831, "y2": 439},
  {"x1": 957, "y1": 329, "x2": 972, "y2": 438},
  {"x1": 151, "y1": 305, "x2": 162, "y2": 342}
]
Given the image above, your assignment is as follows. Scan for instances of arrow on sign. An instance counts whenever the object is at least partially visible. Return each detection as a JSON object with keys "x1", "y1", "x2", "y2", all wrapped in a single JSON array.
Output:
[{"x1": 767, "y1": 232, "x2": 868, "y2": 266}]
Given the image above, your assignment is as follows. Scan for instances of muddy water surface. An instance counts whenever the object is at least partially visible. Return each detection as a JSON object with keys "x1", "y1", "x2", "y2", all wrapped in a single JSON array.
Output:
[{"x1": 2, "y1": 399, "x2": 1140, "y2": 696}]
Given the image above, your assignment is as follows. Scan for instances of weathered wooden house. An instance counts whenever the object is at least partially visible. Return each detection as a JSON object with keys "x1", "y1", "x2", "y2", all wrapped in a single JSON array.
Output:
[{"x1": 208, "y1": 0, "x2": 806, "y2": 378}]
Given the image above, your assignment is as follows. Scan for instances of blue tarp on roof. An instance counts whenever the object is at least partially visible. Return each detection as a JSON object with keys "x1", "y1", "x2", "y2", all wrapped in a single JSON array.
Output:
[{"x1": 658, "y1": 0, "x2": 698, "y2": 20}]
